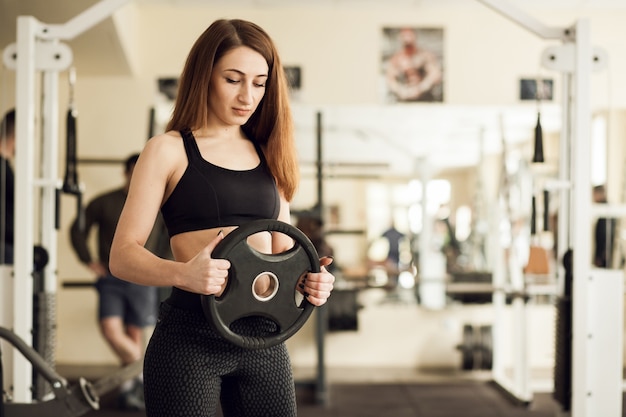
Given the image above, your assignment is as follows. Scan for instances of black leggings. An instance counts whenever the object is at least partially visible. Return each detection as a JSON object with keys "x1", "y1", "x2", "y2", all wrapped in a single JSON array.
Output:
[{"x1": 143, "y1": 301, "x2": 297, "y2": 417}]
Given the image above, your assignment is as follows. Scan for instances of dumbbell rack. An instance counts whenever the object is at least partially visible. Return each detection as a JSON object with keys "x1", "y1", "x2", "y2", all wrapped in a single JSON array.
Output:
[{"x1": 457, "y1": 324, "x2": 493, "y2": 371}]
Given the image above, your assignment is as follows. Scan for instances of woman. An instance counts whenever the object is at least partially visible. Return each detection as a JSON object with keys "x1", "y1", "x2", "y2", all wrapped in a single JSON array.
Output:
[{"x1": 109, "y1": 19, "x2": 335, "y2": 417}]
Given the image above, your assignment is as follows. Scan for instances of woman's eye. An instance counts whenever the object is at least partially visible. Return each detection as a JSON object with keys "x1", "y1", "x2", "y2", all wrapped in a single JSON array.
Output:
[
  {"x1": 254, "y1": 82, "x2": 266, "y2": 88},
  {"x1": 226, "y1": 78, "x2": 240, "y2": 84}
]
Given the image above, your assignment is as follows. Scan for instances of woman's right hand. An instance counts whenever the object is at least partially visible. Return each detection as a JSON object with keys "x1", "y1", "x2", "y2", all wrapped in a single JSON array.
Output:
[{"x1": 181, "y1": 231, "x2": 231, "y2": 296}]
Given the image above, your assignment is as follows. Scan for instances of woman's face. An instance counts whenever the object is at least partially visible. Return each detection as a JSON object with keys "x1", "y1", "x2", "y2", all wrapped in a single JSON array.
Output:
[{"x1": 208, "y1": 46, "x2": 269, "y2": 127}]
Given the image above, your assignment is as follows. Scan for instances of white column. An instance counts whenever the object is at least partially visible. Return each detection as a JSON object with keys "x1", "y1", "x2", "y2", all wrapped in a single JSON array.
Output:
[
  {"x1": 569, "y1": 18, "x2": 623, "y2": 417},
  {"x1": 41, "y1": 69, "x2": 60, "y2": 293},
  {"x1": 13, "y1": 15, "x2": 39, "y2": 402},
  {"x1": 570, "y1": 18, "x2": 592, "y2": 417}
]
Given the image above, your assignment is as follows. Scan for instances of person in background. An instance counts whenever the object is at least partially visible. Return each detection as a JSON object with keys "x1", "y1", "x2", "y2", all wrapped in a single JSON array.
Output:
[
  {"x1": 69, "y1": 153, "x2": 156, "y2": 411},
  {"x1": 366, "y1": 219, "x2": 407, "y2": 291},
  {"x1": 0, "y1": 108, "x2": 15, "y2": 264},
  {"x1": 108, "y1": 19, "x2": 335, "y2": 417},
  {"x1": 382, "y1": 222, "x2": 404, "y2": 269}
]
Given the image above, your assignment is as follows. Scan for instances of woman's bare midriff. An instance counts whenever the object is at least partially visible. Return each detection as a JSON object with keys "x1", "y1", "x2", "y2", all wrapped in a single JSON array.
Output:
[{"x1": 170, "y1": 226, "x2": 274, "y2": 296}]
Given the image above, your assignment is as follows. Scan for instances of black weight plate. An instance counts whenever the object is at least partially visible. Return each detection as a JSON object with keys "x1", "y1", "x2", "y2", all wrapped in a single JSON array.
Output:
[{"x1": 201, "y1": 219, "x2": 319, "y2": 349}]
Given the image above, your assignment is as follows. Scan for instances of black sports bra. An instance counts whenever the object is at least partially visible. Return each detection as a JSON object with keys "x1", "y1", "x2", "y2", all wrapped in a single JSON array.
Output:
[{"x1": 160, "y1": 129, "x2": 280, "y2": 237}]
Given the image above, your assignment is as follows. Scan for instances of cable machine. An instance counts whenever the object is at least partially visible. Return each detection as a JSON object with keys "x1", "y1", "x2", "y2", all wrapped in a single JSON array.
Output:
[
  {"x1": 1, "y1": 0, "x2": 131, "y2": 402},
  {"x1": 475, "y1": 1, "x2": 623, "y2": 416}
]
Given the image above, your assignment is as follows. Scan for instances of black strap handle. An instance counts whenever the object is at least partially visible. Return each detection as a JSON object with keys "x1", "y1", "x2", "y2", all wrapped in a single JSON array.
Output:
[{"x1": 61, "y1": 69, "x2": 85, "y2": 232}]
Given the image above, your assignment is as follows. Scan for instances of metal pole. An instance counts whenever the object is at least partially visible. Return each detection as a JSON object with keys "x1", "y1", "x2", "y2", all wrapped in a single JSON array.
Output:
[
  {"x1": 44, "y1": 0, "x2": 131, "y2": 41},
  {"x1": 314, "y1": 110, "x2": 327, "y2": 405},
  {"x1": 570, "y1": 19, "x2": 592, "y2": 417},
  {"x1": 41, "y1": 69, "x2": 60, "y2": 294},
  {"x1": 476, "y1": 0, "x2": 564, "y2": 40},
  {"x1": 12, "y1": 15, "x2": 39, "y2": 403},
  {"x1": 556, "y1": 70, "x2": 571, "y2": 298},
  {"x1": 316, "y1": 111, "x2": 323, "y2": 219},
  {"x1": 568, "y1": 19, "x2": 622, "y2": 417}
]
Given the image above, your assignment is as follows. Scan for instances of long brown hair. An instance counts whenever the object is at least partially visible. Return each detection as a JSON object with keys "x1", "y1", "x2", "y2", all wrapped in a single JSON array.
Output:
[{"x1": 166, "y1": 19, "x2": 299, "y2": 201}]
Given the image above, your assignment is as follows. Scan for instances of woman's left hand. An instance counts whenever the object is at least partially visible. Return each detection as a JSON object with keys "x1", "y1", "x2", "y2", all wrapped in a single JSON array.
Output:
[{"x1": 301, "y1": 256, "x2": 335, "y2": 306}]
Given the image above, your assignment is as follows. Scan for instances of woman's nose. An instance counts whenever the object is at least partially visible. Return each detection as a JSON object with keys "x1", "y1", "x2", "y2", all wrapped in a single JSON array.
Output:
[{"x1": 238, "y1": 84, "x2": 253, "y2": 103}]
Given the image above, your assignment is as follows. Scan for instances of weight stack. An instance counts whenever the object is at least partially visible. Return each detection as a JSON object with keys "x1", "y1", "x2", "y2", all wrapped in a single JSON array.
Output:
[
  {"x1": 32, "y1": 269, "x2": 57, "y2": 400},
  {"x1": 553, "y1": 249, "x2": 573, "y2": 411}
]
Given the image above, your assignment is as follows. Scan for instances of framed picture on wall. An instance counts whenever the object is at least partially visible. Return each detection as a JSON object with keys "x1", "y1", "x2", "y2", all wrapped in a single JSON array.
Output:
[
  {"x1": 284, "y1": 66, "x2": 302, "y2": 90},
  {"x1": 149, "y1": 77, "x2": 178, "y2": 138},
  {"x1": 381, "y1": 27, "x2": 444, "y2": 103},
  {"x1": 520, "y1": 78, "x2": 553, "y2": 101},
  {"x1": 284, "y1": 66, "x2": 302, "y2": 101}
]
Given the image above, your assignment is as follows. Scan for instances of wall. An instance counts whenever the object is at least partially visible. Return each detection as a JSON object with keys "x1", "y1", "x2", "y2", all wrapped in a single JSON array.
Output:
[{"x1": 3, "y1": 2, "x2": 625, "y2": 368}]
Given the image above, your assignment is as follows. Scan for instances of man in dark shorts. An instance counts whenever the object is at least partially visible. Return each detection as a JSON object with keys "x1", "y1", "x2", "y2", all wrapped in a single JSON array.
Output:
[{"x1": 69, "y1": 153, "x2": 157, "y2": 410}]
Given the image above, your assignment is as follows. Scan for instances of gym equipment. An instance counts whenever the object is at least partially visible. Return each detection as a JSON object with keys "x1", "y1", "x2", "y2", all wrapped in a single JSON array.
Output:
[
  {"x1": 456, "y1": 324, "x2": 493, "y2": 371},
  {"x1": 477, "y1": 3, "x2": 620, "y2": 414},
  {"x1": 31, "y1": 245, "x2": 53, "y2": 401},
  {"x1": 478, "y1": 325, "x2": 493, "y2": 370},
  {"x1": 201, "y1": 219, "x2": 320, "y2": 349},
  {"x1": 61, "y1": 68, "x2": 84, "y2": 232},
  {"x1": 3, "y1": 0, "x2": 130, "y2": 402},
  {"x1": 542, "y1": 190, "x2": 550, "y2": 232},
  {"x1": 447, "y1": 271, "x2": 493, "y2": 304},
  {"x1": 532, "y1": 112, "x2": 544, "y2": 163},
  {"x1": 312, "y1": 111, "x2": 327, "y2": 405},
  {"x1": 458, "y1": 324, "x2": 475, "y2": 371},
  {"x1": 0, "y1": 326, "x2": 142, "y2": 417},
  {"x1": 553, "y1": 249, "x2": 572, "y2": 411},
  {"x1": 530, "y1": 196, "x2": 536, "y2": 235}
]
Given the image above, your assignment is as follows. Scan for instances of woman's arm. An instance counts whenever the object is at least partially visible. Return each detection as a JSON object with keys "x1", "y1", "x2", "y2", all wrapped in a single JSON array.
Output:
[{"x1": 109, "y1": 134, "x2": 230, "y2": 294}]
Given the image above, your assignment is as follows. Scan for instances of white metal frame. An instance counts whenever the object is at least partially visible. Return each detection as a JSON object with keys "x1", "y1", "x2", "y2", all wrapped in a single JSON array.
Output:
[
  {"x1": 1, "y1": 0, "x2": 129, "y2": 402},
  {"x1": 477, "y1": 2, "x2": 622, "y2": 416}
]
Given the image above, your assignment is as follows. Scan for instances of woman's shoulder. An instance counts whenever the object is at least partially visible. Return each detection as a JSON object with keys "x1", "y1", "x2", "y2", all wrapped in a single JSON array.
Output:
[
  {"x1": 148, "y1": 130, "x2": 182, "y2": 145},
  {"x1": 138, "y1": 131, "x2": 185, "y2": 167},
  {"x1": 143, "y1": 131, "x2": 183, "y2": 154}
]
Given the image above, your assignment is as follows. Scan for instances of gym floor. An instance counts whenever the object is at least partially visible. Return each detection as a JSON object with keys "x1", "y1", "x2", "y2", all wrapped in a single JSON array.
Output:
[
  {"x1": 62, "y1": 285, "x2": 607, "y2": 417},
  {"x1": 81, "y1": 379, "x2": 569, "y2": 417}
]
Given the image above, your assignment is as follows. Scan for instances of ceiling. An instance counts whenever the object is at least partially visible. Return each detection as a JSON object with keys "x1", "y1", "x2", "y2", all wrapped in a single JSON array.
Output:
[{"x1": 0, "y1": 0, "x2": 617, "y2": 175}]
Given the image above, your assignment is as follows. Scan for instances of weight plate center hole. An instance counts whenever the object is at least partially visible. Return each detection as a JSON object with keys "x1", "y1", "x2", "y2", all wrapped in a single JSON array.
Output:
[{"x1": 252, "y1": 272, "x2": 280, "y2": 301}]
